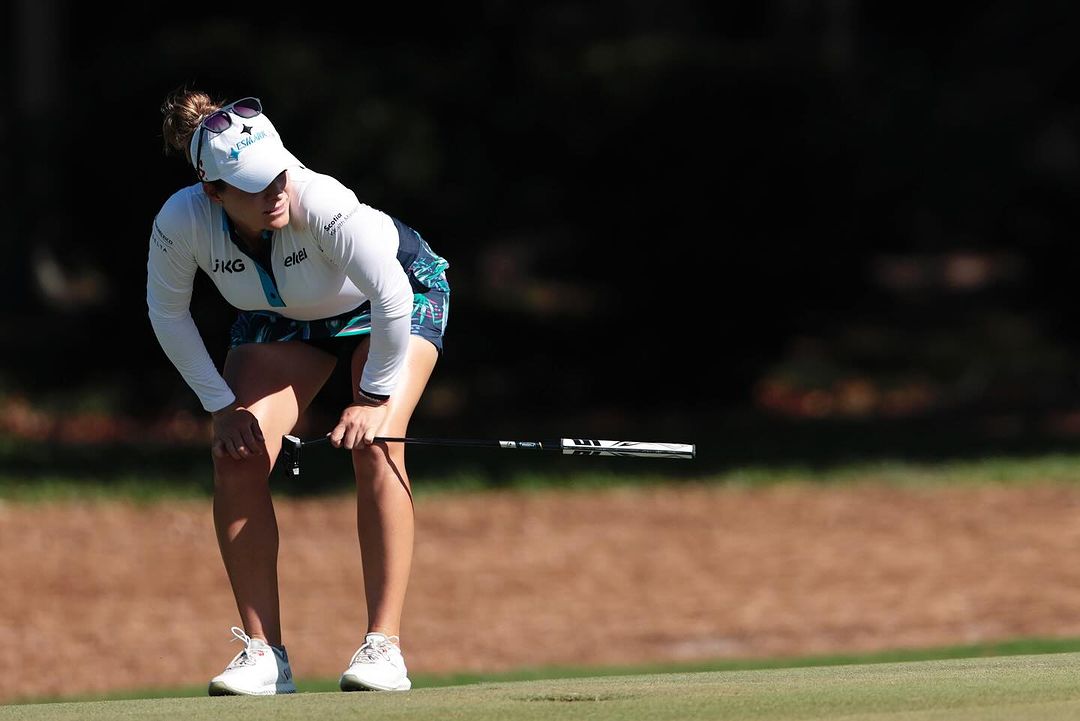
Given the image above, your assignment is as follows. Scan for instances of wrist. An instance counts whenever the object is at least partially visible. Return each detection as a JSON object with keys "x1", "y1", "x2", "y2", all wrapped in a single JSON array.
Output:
[
  {"x1": 355, "y1": 387, "x2": 390, "y2": 406},
  {"x1": 212, "y1": 401, "x2": 240, "y2": 417}
]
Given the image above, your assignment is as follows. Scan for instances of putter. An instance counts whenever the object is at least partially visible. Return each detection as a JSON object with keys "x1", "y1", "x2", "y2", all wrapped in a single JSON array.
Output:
[{"x1": 280, "y1": 434, "x2": 695, "y2": 477}]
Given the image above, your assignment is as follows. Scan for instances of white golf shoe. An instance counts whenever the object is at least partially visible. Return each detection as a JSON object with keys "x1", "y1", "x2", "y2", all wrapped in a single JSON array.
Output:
[
  {"x1": 339, "y1": 632, "x2": 412, "y2": 691},
  {"x1": 208, "y1": 626, "x2": 297, "y2": 696}
]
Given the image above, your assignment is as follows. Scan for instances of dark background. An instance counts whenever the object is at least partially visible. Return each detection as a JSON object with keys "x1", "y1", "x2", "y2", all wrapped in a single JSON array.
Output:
[{"x1": 6, "y1": 1, "x2": 1080, "y2": 478}]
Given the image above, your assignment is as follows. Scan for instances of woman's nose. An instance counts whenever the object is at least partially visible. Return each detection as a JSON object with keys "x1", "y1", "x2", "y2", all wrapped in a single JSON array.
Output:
[{"x1": 267, "y1": 172, "x2": 287, "y2": 196}]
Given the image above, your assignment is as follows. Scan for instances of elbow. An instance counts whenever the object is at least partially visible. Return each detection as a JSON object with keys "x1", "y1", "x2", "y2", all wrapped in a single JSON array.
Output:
[
  {"x1": 147, "y1": 305, "x2": 190, "y2": 325},
  {"x1": 380, "y1": 284, "x2": 414, "y2": 321},
  {"x1": 385, "y1": 298, "x2": 412, "y2": 324}
]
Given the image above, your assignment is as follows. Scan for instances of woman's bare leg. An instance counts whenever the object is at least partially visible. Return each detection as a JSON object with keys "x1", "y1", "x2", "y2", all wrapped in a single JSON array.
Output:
[
  {"x1": 350, "y1": 336, "x2": 439, "y2": 639},
  {"x1": 214, "y1": 341, "x2": 336, "y2": 646}
]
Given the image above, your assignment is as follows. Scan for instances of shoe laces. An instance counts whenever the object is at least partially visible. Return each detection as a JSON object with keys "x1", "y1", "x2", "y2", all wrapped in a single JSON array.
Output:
[
  {"x1": 225, "y1": 626, "x2": 259, "y2": 668},
  {"x1": 350, "y1": 634, "x2": 401, "y2": 665}
]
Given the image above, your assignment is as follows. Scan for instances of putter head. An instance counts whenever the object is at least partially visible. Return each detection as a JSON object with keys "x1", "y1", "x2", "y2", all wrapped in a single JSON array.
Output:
[{"x1": 281, "y1": 434, "x2": 302, "y2": 476}]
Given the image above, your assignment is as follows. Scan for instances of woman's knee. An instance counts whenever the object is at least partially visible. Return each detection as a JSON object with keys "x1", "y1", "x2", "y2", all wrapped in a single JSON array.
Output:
[
  {"x1": 352, "y1": 443, "x2": 407, "y2": 481},
  {"x1": 352, "y1": 441, "x2": 394, "y2": 468},
  {"x1": 212, "y1": 452, "x2": 274, "y2": 490}
]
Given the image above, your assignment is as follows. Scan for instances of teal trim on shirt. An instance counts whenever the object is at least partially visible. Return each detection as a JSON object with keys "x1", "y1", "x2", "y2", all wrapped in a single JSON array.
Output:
[{"x1": 222, "y1": 209, "x2": 285, "y2": 307}]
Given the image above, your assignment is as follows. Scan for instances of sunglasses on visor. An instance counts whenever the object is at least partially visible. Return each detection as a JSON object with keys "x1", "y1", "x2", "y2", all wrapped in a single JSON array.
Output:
[{"x1": 193, "y1": 97, "x2": 263, "y2": 180}]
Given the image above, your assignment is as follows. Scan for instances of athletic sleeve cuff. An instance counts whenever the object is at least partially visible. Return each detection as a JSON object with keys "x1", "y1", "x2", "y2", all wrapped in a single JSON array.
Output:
[{"x1": 358, "y1": 387, "x2": 390, "y2": 403}]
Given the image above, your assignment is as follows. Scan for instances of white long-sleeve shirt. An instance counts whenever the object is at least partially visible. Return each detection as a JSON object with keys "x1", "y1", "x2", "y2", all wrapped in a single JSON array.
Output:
[{"x1": 146, "y1": 167, "x2": 413, "y2": 412}]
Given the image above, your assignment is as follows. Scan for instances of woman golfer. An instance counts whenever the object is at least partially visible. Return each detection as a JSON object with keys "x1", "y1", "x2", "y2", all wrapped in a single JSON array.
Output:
[{"x1": 149, "y1": 89, "x2": 448, "y2": 695}]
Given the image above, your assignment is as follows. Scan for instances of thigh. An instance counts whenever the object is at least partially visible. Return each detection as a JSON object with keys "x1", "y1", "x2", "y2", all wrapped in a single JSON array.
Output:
[
  {"x1": 349, "y1": 336, "x2": 439, "y2": 438},
  {"x1": 223, "y1": 340, "x2": 338, "y2": 446}
]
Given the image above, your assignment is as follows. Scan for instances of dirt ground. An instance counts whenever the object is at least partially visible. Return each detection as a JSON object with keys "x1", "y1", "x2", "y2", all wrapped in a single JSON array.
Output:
[{"x1": 5, "y1": 481, "x2": 1080, "y2": 703}]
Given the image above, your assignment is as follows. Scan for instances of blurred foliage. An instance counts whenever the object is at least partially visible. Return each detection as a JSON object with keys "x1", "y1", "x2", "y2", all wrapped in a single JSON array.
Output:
[{"x1": 5, "y1": 2, "x2": 1080, "y2": 451}]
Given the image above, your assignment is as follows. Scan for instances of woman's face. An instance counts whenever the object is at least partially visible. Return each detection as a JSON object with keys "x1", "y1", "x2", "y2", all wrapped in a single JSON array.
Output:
[{"x1": 205, "y1": 170, "x2": 291, "y2": 240}]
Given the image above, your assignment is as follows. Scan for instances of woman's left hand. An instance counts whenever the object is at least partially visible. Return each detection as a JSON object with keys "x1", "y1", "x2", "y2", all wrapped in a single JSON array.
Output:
[{"x1": 330, "y1": 401, "x2": 390, "y2": 449}]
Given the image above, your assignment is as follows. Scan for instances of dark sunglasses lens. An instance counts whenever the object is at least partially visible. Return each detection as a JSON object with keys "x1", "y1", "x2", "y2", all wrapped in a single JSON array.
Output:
[
  {"x1": 203, "y1": 111, "x2": 231, "y2": 133},
  {"x1": 231, "y1": 98, "x2": 262, "y2": 118}
]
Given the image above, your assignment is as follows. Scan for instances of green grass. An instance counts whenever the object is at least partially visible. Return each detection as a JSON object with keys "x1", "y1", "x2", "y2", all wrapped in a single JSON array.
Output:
[
  {"x1": 716, "y1": 453, "x2": 1080, "y2": 488},
  {"x1": 7, "y1": 451, "x2": 1080, "y2": 503},
  {"x1": 7, "y1": 652, "x2": 1080, "y2": 720},
  {"x1": 10, "y1": 403, "x2": 1080, "y2": 501},
  {"x1": 15, "y1": 636, "x2": 1080, "y2": 705}
]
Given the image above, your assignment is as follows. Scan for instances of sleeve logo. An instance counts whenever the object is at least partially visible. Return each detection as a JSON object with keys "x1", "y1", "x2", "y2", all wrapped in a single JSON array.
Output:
[
  {"x1": 151, "y1": 220, "x2": 174, "y2": 253},
  {"x1": 322, "y1": 207, "x2": 357, "y2": 235}
]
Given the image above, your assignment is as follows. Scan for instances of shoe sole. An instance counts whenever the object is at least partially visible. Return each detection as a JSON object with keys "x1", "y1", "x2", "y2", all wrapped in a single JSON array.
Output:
[
  {"x1": 339, "y1": 674, "x2": 411, "y2": 692},
  {"x1": 208, "y1": 680, "x2": 297, "y2": 696}
]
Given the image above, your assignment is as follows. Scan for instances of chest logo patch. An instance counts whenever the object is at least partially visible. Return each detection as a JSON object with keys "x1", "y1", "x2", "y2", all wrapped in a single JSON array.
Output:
[
  {"x1": 284, "y1": 248, "x2": 309, "y2": 267},
  {"x1": 213, "y1": 258, "x2": 247, "y2": 273}
]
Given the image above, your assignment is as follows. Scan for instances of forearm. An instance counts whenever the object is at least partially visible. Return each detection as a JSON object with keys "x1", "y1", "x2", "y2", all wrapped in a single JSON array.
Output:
[
  {"x1": 149, "y1": 312, "x2": 236, "y2": 412},
  {"x1": 357, "y1": 307, "x2": 411, "y2": 398}
]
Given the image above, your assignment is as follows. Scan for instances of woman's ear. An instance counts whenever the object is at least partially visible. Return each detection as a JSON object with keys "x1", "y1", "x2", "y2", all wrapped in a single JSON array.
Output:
[{"x1": 202, "y1": 181, "x2": 224, "y2": 205}]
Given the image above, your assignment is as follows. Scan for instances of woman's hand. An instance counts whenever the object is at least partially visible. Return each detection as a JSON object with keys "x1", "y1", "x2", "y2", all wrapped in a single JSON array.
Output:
[
  {"x1": 211, "y1": 403, "x2": 266, "y2": 460},
  {"x1": 330, "y1": 401, "x2": 390, "y2": 449}
]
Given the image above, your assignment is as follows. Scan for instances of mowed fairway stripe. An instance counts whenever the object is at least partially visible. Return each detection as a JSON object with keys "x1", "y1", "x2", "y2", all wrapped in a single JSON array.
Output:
[{"x1": 3, "y1": 654, "x2": 1080, "y2": 721}]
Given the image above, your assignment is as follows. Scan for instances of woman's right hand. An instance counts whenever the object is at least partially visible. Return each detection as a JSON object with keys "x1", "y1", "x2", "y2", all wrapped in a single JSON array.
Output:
[{"x1": 211, "y1": 403, "x2": 266, "y2": 460}]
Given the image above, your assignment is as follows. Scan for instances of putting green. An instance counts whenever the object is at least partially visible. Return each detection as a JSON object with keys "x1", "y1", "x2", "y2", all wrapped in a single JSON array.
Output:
[{"x1": 4, "y1": 653, "x2": 1080, "y2": 721}]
